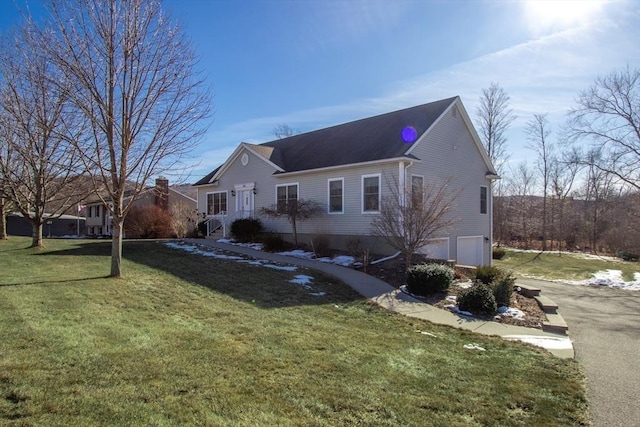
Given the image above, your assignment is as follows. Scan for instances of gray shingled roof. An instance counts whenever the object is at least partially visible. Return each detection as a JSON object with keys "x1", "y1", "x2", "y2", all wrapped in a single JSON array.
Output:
[{"x1": 194, "y1": 97, "x2": 457, "y2": 185}]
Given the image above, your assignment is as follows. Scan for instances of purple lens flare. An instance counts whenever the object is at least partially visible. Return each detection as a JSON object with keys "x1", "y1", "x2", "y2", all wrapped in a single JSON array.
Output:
[{"x1": 402, "y1": 126, "x2": 417, "y2": 143}]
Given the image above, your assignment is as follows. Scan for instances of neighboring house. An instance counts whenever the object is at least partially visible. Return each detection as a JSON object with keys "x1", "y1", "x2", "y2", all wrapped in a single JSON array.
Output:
[
  {"x1": 84, "y1": 178, "x2": 197, "y2": 236},
  {"x1": 6, "y1": 213, "x2": 85, "y2": 237},
  {"x1": 194, "y1": 96, "x2": 499, "y2": 266}
]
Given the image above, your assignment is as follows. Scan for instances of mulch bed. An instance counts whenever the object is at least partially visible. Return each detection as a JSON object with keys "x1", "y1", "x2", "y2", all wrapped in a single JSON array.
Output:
[{"x1": 361, "y1": 255, "x2": 547, "y2": 329}]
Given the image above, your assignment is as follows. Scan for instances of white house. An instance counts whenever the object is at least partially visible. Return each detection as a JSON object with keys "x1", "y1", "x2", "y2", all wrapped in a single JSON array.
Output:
[{"x1": 194, "y1": 96, "x2": 499, "y2": 266}]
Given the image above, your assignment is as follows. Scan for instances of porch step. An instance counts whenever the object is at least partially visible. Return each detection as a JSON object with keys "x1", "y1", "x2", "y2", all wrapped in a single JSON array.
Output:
[
  {"x1": 542, "y1": 313, "x2": 569, "y2": 334},
  {"x1": 534, "y1": 295, "x2": 559, "y2": 314},
  {"x1": 516, "y1": 283, "x2": 541, "y2": 297}
]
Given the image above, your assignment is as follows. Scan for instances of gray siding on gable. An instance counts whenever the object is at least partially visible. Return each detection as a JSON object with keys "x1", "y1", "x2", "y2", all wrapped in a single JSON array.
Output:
[{"x1": 407, "y1": 104, "x2": 493, "y2": 263}]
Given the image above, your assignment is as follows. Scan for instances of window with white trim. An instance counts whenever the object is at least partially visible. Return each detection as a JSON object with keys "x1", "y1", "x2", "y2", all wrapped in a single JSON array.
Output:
[
  {"x1": 328, "y1": 178, "x2": 344, "y2": 214},
  {"x1": 411, "y1": 175, "x2": 424, "y2": 207},
  {"x1": 480, "y1": 186, "x2": 488, "y2": 214},
  {"x1": 207, "y1": 191, "x2": 227, "y2": 215},
  {"x1": 277, "y1": 183, "x2": 298, "y2": 213},
  {"x1": 362, "y1": 174, "x2": 380, "y2": 213}
]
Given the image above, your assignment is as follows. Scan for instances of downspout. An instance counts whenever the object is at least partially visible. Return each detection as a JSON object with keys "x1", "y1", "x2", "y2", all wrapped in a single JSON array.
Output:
[{"x1": 399, "y1": 160, "x2": 414, "y2": 206}]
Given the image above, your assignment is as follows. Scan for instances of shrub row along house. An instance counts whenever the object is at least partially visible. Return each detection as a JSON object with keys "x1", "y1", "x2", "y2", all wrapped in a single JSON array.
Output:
[{"x1": 194, "y1": 96, "x2": 498, "y2": 266}]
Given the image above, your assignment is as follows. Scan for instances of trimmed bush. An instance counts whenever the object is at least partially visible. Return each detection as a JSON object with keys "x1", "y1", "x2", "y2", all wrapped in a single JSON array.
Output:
[
  {"x1": 262, "y1": 234, "x2": 288, "y2": 252},
  {"x1": 474, "y1": 265, "x2": 502, "y2": 285},
  {"x1": 457, "y1": 283, "x2": 497, "y2": 315},
  {"x1": 492, "y1": 246, "x2": 506, "y2": 260},
  {"x1": 406, "y1": 263, "x2": 454, "y2": 296},
  {"x1": 492, "y1": 272, "x2": 515, "y2": 307},
  {"x1": 230, "y1": 218, "x2": 263, "y2": 242}
]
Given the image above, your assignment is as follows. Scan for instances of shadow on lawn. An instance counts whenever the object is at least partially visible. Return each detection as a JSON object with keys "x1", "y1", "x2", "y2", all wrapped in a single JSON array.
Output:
[
  {"x1": 34, "y1": 239, "x2": 363, "y2": 309},
  {"x1": 125, "y1": 240, "x2": 365, "y2": 309}
]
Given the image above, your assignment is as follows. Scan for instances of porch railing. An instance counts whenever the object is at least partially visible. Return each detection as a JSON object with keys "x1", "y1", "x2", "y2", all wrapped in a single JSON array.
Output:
[{"x1": 205, "y1": 210, "x2": 255, "y2": 238}]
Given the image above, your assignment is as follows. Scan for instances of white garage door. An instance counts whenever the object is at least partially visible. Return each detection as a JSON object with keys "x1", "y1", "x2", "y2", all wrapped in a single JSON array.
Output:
[
  {"x1": 457, "y1": 236, "x2": 483, "y2": 266},
  {"x1": 418, "y1": 238, "x2": 450, "y2": 260}
]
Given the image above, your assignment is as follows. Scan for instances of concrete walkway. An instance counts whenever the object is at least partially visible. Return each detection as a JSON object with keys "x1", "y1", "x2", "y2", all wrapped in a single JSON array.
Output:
[{"x1": 187, "y1": 239, "x2": 574, "y2": 359}]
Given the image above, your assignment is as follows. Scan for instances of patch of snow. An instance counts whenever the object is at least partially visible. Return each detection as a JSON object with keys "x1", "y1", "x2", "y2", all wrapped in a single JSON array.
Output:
[
  {"x1": 497, "y1": 306, "x2": 526, "y2": 319},
  {"x1": 445, "y1": 304, "x2": 473, "y2": 317},
  {"x1": 290, "y1": 275, "x2": 314, "y2": 285},
  {"x1": 508, "y1": 247, "x2": 622, "y2": 262},
  {"x1": 457, "y1": 280, "x2": 473, "y2": 289},
  {"x1": 328, "y1": 255, "x2": 356, "y2": 267},
  {"x1": 289, "y1": 275, "x2": 326, "y2": 297},
  {"x1": 263, "y1": 264, "x2": 298, "y2": 272},
  {"x1": 309, "y1": 292, "x2": 326, "y2": 297},
  {"x1": 416, "y1": 330, "x2": 438, "y2": 337},
  {"x1": 503, "y1": 335, "x2": 573, "y2": 350},
  {"x1": 278, "y1": 249, "x2": 315, "y2": 259},
  {"x1": 463, "y1": 343, "x2": 486, "y2": 351},
  {"x1": 445, "y1": 295, "x2": 457, "y2": 302},
  {"x1": 564, "y1": 269, "x2": 640, "y2": 291}
]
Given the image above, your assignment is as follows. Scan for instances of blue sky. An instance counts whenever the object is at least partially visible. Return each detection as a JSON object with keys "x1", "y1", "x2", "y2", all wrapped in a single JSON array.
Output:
[{"x1": 1, "y1": 0, "x2": 639, "y2": 183}]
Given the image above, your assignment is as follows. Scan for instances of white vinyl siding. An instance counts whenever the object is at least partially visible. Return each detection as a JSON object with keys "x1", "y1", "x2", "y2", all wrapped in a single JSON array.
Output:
[
  {"x1": 207, "y1": 191, "x2": 227, "y2": 215},
  {"x1": 328, "y1": 178, "x2": 344, "y2": 214},
  {"x1": 362, "y1": 174, "x2": 381, "y2": 213}
]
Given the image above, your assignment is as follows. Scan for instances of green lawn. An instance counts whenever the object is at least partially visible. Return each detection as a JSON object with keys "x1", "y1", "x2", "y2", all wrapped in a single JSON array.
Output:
[
  {"x1": 0, "y1": 237, "x2": 589, "y2": 426},
  {"x1": 494, "y1": 248, "x2": 640, "y2": 282}
]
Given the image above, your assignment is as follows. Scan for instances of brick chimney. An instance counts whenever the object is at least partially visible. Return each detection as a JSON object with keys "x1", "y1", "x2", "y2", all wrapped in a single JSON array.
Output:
[{"x1": 154, "y1": 177, "x2": 169, "y2": 211}]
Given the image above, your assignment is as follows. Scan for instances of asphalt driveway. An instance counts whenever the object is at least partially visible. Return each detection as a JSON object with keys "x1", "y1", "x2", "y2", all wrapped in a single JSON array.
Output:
[{"x1": 519, "y1": 278, "x2": 640, "y2": 427}]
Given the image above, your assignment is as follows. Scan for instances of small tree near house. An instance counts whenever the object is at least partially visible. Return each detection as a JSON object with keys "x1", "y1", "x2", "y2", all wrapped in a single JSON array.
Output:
[
  {"x1": 371, "y1": 177, "x2": 460, "y2": 270},
  {"x1": 260, "y1": 199, "x2": 323, "y2": 246}
]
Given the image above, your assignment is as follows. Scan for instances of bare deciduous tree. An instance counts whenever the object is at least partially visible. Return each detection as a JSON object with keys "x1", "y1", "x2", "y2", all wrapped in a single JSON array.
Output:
[
  {"x1": 371, "y1": 177, "x2": 460, "y2": 270},
  {"x1": 567, "y1": 66, "x2": 640, "y2": 190},
  {"x1": 506, "y1": 162, "x2": 537, "y2": 248},
  {"x1": 272, "y1": 123, "x2": 298, "y2": 139},
  {"x1": 260, "y1": 199, "x2": 323, "y2": 246},
  {"x1": 170, "y1": 200, "x2": 198, "y2": 238},
  {"x1": 549, "y1": 150, "x2": 580, "y2": 254},
  {"x1": 45, "y1": 0, "x2": 212, "y2": 276},
  {"x1": 0, "y1": 22, "x2": 87, "y2": 248},
  {"x1": 475, "y1": 82, "x2": 516, "y2": 173},
  {"x1": 525, "y1": 113, "x2": 553, "y2": 251}
]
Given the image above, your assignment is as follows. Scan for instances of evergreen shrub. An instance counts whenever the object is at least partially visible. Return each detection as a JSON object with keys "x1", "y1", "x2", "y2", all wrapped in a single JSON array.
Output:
[
  {"x1": 230, "y1": 218, "x2": 263, "y2": 242},
  {"x1": 474, "y1": 265, "x2": 502, "y2": 285},
  {"x1": 457, "y1": 283, "x2": 497, "y2": 315},
  {"x1": 492, "y1": 272, "x2": 516, "y2": 307},
  {"x1": 406, "y1": 263, "x2": 454, "y2": 296}
]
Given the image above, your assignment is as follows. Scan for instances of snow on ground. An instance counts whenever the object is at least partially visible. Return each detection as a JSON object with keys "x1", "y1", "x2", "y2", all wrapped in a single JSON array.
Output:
[
  {"x1": 289, "y1": 275, "x2": 326, "y2": 297},
  {"x1": 164, "y1": 242, "x2": 325, "y2": 296},
  {"x1": 507, "y1": 247, "x2": 623, "y2": 262},
  {"x1": 503, "y1": 335, "x2": 573, "y2": 350},
  {"x1": 218, "y1": 239, "x2": 357, "y2": 267},
  {"x1": 497, "y1": 306, "x2": 526, "y2": 320},
  {"x1": 563, "y1": 270, "x2": 640, "y2": 291}
]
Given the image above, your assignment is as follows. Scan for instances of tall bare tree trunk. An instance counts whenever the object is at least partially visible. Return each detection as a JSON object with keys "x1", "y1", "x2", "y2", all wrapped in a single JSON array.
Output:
[
  {"x1": 0, "y1": 198, "x2": 7, "y2": 240},
  {"x1": 111, "y1": 217, "x2": 124, "y2": 278},
  {"x1": 30, "y1": 221, "x2": 43, "y2": 248}
]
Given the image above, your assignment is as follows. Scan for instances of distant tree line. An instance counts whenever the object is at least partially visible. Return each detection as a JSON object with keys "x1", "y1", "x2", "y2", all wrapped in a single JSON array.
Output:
[{"x1": 475, "y1": 67, "x2": 639, "y2": 257}]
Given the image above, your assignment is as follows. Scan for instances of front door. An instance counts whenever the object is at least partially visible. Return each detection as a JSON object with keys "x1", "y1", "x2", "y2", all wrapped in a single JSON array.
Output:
[{"x1": 237, "y1": 188, "x2": 253, "y2": 218}]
